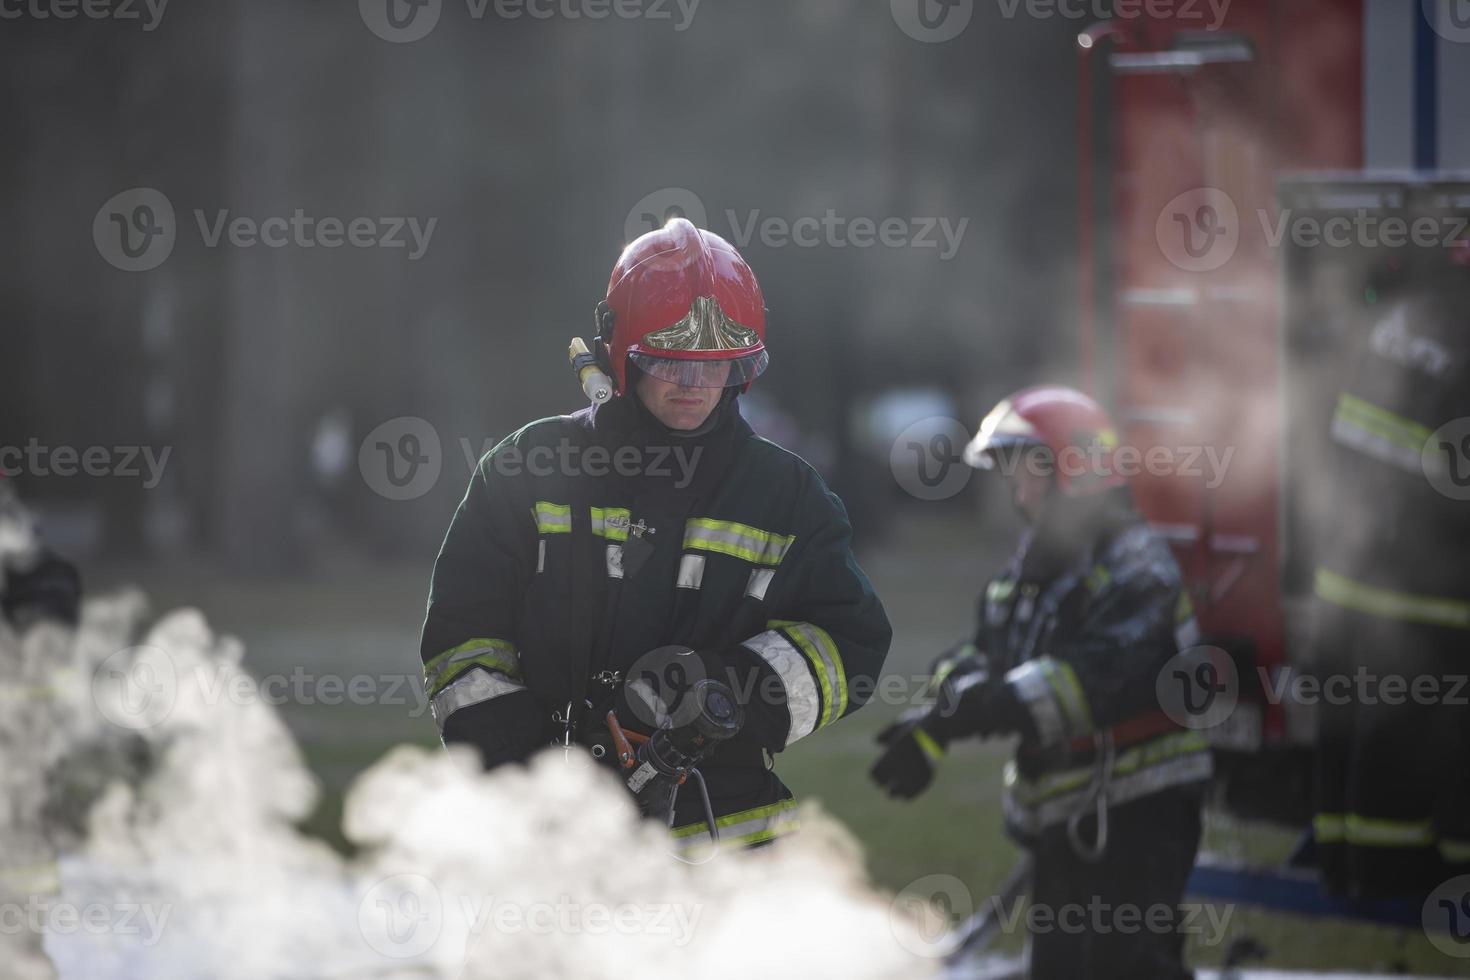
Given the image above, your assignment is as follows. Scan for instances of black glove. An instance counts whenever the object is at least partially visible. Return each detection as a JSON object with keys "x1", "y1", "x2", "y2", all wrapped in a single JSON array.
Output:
[
  {"x1": 870, "y1": 708, "x2": 948, "y2": 800},
  {"x1": 931, "y1": 667, "x2": 1034, "y2": 742},
  {"x1": 614, "y1": 645, "x2": 719, "y2": 735}
]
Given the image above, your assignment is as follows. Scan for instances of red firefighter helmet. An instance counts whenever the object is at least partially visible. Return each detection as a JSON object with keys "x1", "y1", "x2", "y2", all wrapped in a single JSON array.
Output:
[
  {"x1": 962, "y1": 385, "x2": 1125, "y2": 497},
  {"x1": 601, "y1": 218, "x2": 768, "y2": 393}
]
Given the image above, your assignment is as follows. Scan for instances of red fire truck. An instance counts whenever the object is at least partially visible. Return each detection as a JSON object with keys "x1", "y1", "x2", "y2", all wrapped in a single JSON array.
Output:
[{"x1": 1074, "y1": 0, "x2": 1469, "y2": 925}]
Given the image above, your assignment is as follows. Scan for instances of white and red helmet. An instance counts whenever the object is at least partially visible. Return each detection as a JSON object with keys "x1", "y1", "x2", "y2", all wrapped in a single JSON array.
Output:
[{"x1": 963, "y1": 385, "x2": 1126, "y2": 497}]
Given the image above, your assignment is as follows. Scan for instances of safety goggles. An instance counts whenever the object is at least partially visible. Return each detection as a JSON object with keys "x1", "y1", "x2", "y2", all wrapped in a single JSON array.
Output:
[{"x1": 628, "y1": 349, "x2": 769, "y2": 389}]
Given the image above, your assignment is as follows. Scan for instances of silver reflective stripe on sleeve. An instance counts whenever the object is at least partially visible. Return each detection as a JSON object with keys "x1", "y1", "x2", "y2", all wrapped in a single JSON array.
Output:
[
  {"x1": 606, "y1": 544, "x2": 624, "y2": 579},
  {"x1": 430, "y1": 667, "x2": 528, "y2": 733},
  {"x1": 744, "y1": 568, "x2": 775, "y2": 601},
  {"x1": 677, "y1": 554, "x2": 706, "y2": 590},
  {"x1": 742, "y1": 629, "x2": 820, "y2": 746},
  {"x1": 537, "y1": 539, "x2": 546, "y2": 574},
  {"x1": 1005, "y1": 660, "x2": 1067, "y2": 746}
]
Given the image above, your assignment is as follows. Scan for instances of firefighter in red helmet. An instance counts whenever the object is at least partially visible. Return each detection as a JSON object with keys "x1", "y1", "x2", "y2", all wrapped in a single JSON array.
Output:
[
  {"x1": 872, "y1": 385, "x2": 1212, "y2": 979},
  {"x1": 420, "y1": 218, "x2": 891, "y2": 852}
]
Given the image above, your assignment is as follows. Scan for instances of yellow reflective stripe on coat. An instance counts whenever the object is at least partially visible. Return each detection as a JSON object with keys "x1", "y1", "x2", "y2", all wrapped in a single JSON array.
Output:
[
  {"x1": 768, "y1": 619, "x2": 847, "y2": 728},
  {"x1": 1006, "y1": 730, "x2": 1209, "y2": 807},
  {"x1": 1039, "y1": 658, "x2": 1093, "y2": 739},
  {"x1": 1334, "y1": 393, "x2": 1431, "y2": 452},
  {"x1": 423, "y1": 637, "x2": 520, "y2": 698},
  {"x1": 533, "y1": 501, "x2": 572, "y2": 534},
  {"x1": 1313, "y1": 813, "x2": 1347, "y2": 843},
  {"x1": 1330, "y1": 395, "x2": 1427, "y2": 473},
  {"x1": 1342, "y1": 815, "x2": 1436, "y2": 848},
  {"x1": 1314, "y1": 568, "x2": 1470, "y2": 630},
  {"x1": 683, "y1": 518, "x2": 795, "y2": 566},
  {"x1": 671, "y1": 798, "x2": 800, "y2": 850},
  {"x1": 1441, "y1": 838, "x2": 1470, "y2": 863},
  {"x1": 589, "y1": 506, "x2": 631, "y2": 542},
  {"x1": 1316, "y1": 812, "x2": 1438, "y2": 848}
]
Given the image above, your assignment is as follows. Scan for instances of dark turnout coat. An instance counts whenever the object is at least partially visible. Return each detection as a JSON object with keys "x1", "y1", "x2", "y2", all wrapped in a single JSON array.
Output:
[
  {"x1": 970, "y1": 501, "x2": 1212, "y2": 842},
  {"x1": 419, "y1": 396, "x2": 891, "y2": 846}
]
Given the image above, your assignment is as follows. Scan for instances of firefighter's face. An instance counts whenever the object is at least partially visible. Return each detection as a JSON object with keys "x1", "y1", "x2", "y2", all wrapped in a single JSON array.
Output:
[
  {"x1": 1005, "y1": 451, "x2": 1053, "y2": 523},
  {"x1": 635, "y1": 365, "x2": 729, "y2": 430}
]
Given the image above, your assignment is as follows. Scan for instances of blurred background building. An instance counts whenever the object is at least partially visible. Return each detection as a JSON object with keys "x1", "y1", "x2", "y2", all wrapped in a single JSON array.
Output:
[{"x1": 0, "y1": 1, "x2": 1089, "y2": 570}]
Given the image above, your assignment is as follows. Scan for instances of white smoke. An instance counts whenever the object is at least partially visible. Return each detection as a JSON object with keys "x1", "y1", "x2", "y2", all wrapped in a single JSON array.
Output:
[{"x1": 0, "y1": 593, "x2": 940, "y2": 979}]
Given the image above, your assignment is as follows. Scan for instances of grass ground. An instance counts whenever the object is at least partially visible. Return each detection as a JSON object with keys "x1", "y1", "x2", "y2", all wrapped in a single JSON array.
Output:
[{"x1": 98, "y1": 511, "x2": 1470, "y2": 976}]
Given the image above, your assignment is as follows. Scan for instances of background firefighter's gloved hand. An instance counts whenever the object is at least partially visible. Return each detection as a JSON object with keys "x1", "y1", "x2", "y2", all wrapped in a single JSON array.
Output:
[
  {"x1": 931, "y1": 667, "x2": 1034, "y2": 742},
  {"x1": 871, "y1": 708, "x2": 948, "y2": 800}
]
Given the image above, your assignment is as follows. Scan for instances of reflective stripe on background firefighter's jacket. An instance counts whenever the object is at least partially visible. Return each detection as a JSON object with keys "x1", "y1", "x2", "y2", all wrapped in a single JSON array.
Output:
[
  {"x1": 419, "y1": 397, "x2": 891, "y2": 847},
  {"x1": 972, "y1": 514, "x2": 1212, "y2": 840},
  {"x1": 1309, "y1": 288, "x2": 1470, "y2": 894},
  {"x1": 1313, "y1": 294, "x2": 1470, "y2": 618}
]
